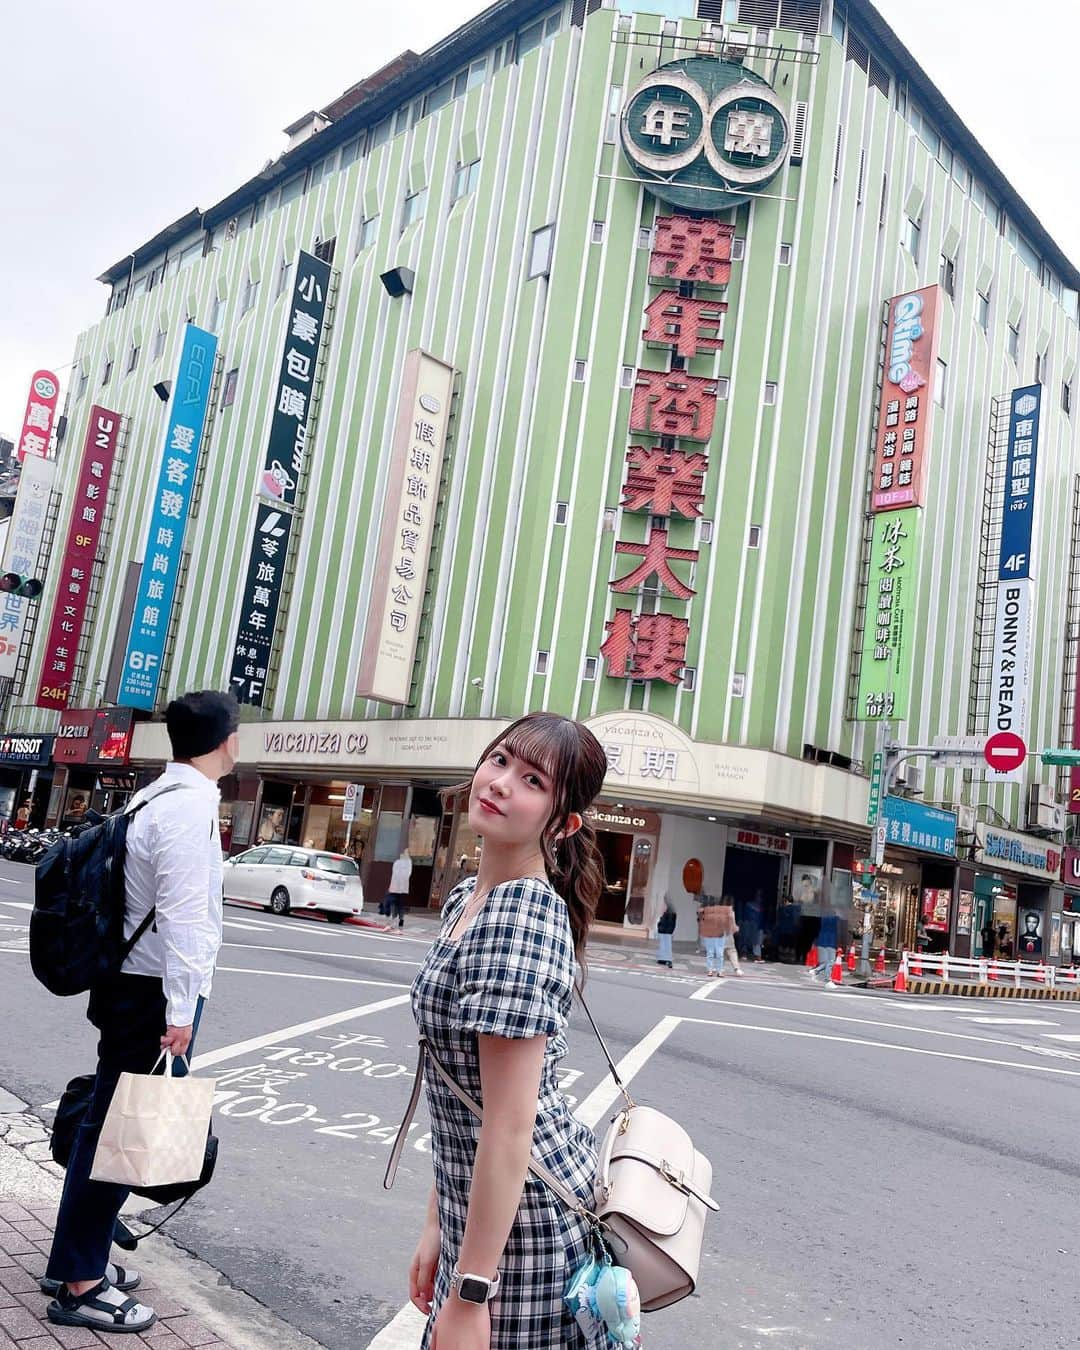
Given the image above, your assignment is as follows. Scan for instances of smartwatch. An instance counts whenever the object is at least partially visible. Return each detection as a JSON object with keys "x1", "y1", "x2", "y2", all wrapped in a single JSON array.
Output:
[{"x1": 451, "y1": 1266, "x2": 501, "y2": 1304}]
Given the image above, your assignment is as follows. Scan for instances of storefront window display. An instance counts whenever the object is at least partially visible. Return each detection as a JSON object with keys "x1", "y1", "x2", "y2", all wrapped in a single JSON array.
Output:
[
  {"x1": 871, "y1": 860, "x2": 920, "y2": 954},
  {"x1": 991, "y1": 884, "x2": 1018, "y2": 959}
]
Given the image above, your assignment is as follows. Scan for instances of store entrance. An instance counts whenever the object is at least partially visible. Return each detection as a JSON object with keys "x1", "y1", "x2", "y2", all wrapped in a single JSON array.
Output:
[
  {"x1": 596, "y1": 832, "x2": 633, "y2": 923},
  {"x1": 721, "y1": 847, "x2": 784, "y2": 955}
]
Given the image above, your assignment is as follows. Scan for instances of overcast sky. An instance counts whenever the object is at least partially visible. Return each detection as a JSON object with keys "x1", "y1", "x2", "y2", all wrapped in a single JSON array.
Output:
[{"x1": 1, "y1": 1, "x2": 1076, "y2": 438}]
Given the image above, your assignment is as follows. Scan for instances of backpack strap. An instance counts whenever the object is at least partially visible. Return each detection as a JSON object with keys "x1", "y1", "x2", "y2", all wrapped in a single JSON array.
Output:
[{"x1": 119, "y1": 782, "x2": 195, "y2": 962}]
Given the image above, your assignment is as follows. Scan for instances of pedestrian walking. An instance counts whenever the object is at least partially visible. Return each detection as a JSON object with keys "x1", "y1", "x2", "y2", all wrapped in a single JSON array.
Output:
[
  {"x1": 45, "y1": 690, "x2": 238, "y2": 1335},
  {"x1": 810, "y1": 907, "x2": 839, "y2": 982},
  {"x1": 386, "y1": 849, "x2": 413, "y2": 928},
  {"x1": 980, "y1": 921, "x2": 997, "y2": 961},
  {"x1": 698, "y1": 895, "x2": 728, "y2": 977},
  {"x1": 717, "y1": 896, "x2": 743, "y2": 976},
  {"x1": 406, "y1": 711, "x2": 609, "y2": 1348},
  {"x1": 656, "y1": 896, "x2": 677, "y2": 968}
]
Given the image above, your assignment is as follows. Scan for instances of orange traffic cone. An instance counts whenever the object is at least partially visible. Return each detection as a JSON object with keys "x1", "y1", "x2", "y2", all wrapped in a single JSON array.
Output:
[
  {"x1": 829, "y1": 949, "x2": 844, "y2": 985},
  {"x1": 911, "y1": 950, "x2": 923, "y2": 978},
  {"x1": 874, "y1": 947, "x2": 886, "y2": 976},
  {"x1": 893, "y1": 964, "x2": 907, "y2": 993},
  {"x1": 988, "y1": 958, "x2": 999, "y2": 982},
  {"x1": 1036, "y1": 962, "x2": 1047, "y2": 985},
  {"x1": 805, "y1": 945, "x2": 818, "y2": 969},
  {"x1": 847, "y1": 944, "x2": 857, "y2": 973}
]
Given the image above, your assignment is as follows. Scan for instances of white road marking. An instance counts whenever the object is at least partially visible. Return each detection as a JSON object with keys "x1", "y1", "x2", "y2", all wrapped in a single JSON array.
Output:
[
  {"x1": 223, "y1": 919, "x2": 280, "y2": 932},
  {"x1": 191, "y1": 993, "x2": 412, "y2": 1071},
  {"x1": 1042, "y1": 1033, "x2": 1080, "y2": 1042},
  {"x1": 680, "y1": 1014, "x2": 1080, "y2": 1078},
  {"x1": 0, "y1": 900, "x2": 33, "y2": 910},
  {"x1": 367, "y1": 1014, "x2": 681, "y2": 1349},
  {"x1": 222, "y1": 941, "x2": 422, "y2": 968},
  {"x1": 217, "y1": 966, "x2": 407, "y2": 990},
  {"x1": 960, "y1": 1017, "x2": 1059, "y2": 1026},
  {"x1": 689, "y1": 980, "x2": 720, "y2": 1001},
  {"x1": 686, "y1": 996, "x2": 1073, "y2": 1055}
]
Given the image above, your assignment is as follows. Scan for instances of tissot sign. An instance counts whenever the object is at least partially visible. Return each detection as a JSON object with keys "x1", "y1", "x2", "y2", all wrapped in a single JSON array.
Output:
[{"x1": 621, "y1": 58, "x2": 789, "y2": 212}]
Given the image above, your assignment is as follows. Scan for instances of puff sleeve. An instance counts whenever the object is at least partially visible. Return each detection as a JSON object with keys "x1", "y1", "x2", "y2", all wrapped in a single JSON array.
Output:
[{"x1": 452, "y1": 878, "x2": 574, "y2": 1039}]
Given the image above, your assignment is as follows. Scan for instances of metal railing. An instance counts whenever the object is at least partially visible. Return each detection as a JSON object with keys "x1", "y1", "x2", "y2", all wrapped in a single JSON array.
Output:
[{"x1": 900, "y1": 950, "x2": 1080, "y2": 990}]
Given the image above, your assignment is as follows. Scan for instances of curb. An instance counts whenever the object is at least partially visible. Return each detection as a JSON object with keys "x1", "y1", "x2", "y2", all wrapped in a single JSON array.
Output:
[{"x1": 902, "y1": 978, "x2": 1080, "y2": 1000}]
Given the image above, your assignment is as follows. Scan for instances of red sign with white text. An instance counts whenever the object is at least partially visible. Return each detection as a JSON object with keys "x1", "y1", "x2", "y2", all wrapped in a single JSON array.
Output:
[
  {"x1": 16, "y1": 370, "x2": 60, "y2": 461},
  {"x1": 870, "y1": 286, "x2": 941, "y2": 513},
  {"x1": 35, "y1": 406, "x2": 120, "y2": 709}
]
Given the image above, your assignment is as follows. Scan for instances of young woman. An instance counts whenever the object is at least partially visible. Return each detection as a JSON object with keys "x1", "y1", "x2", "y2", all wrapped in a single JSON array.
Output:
[{"x1": 408, "y1": 711, "x2": 609, "y2": 1349}]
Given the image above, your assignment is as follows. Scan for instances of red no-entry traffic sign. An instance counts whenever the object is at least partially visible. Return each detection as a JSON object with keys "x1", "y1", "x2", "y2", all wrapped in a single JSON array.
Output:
[{"x1": 984, "y1": 730, "x2": 1027, "y2": 773}]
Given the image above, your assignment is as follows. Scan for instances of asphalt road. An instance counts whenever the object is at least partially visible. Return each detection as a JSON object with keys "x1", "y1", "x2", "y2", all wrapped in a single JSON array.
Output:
[{"x1": 5, "y1": 858, "x2": 1080, "y2": 1348}]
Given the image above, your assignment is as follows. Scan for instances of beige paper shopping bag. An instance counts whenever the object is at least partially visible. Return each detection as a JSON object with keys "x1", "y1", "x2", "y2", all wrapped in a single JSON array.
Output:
[{"x1": 91, "y1": 1052, "x2": 215, "y2": 1189}]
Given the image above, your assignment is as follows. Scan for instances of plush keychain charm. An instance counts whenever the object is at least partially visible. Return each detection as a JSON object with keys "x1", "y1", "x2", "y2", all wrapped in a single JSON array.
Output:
[{"x1": 565, "y1": 1256, "x2": 642, "y2": 1346}]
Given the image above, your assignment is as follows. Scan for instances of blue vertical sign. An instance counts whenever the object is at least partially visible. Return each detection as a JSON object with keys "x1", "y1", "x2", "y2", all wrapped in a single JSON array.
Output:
[
  {"x1": 117, "y1": 324, "x2": 218, "y2": 709},
  {"x1": 998, "y1": 384, "x2": 1041, "y2": 580}
]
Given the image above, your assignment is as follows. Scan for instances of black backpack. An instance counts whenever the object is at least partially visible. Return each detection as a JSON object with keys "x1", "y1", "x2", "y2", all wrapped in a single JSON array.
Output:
[{"x1": 30, "y1": 784, "x2": 185, "y2": 996}]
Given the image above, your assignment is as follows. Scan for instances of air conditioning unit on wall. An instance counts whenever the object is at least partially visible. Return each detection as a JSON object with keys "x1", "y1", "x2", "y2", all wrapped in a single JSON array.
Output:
[
  {"x1": 894, "y1": 761, "x2": 924, "y2": 794},
  {"x1": 1027, "y1": 783, "x2": 1063, "y2": 832},
  {"x1": 722, "y1": 28, "x2": 751, "y2": 59}
]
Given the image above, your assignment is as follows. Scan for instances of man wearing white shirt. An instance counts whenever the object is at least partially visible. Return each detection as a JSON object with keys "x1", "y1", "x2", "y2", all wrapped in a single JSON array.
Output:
[{"x1": 46, "y1": 691, "x2": 238, "y2": 1336}]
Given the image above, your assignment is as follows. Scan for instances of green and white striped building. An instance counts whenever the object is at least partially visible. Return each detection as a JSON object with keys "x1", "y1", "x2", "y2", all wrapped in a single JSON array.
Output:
[{"x1": 11, "y1": 0, "x2": 1080, "y2": 952}]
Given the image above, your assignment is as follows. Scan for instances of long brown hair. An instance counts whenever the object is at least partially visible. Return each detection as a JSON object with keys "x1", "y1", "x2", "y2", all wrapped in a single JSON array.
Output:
[{"x1": 461, "y1": 712, "x2": 607, "y2": 964}]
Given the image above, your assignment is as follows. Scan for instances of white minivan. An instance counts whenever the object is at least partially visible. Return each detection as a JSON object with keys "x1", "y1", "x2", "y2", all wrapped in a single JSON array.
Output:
[{"x1": 223, "y1": 845, "x2": 364, "y2": 921}]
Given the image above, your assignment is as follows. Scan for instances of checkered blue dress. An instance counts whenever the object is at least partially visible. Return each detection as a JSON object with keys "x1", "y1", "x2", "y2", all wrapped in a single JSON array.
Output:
[{"x1": 412, "y1": 876, "x2": 607, "y2": 1348}]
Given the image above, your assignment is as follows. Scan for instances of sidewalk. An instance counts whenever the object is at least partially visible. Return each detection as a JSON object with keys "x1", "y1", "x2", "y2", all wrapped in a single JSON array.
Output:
[{"x1": 0, "y1": 1094, "x2": 323, "y2": 1350}]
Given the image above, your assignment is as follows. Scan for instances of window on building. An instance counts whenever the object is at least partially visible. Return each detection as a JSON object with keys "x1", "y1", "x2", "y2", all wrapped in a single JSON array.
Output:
[
  {"x1": 1037, "y1": 349, "x2": 1050, "y2": 385},
  {"x1": 126, "y1": 344, "x2": 139, "y2": 374},
  {"x1": 528, "y1": 223, "x2": 555, "y2": 279},
  {"x1": 394, "y1": 106, "x2": 411, "y2": 137},
  {"x1": 731, "y1": 673, "x2": 747, "y2": 698},
  {"x1": 583, "y1": 656, "x2": 598, "y2": 681},
  {"x1": 572, "y1": 359, "x2": 587, "y2": 382},
  {"x1": 732, "y1": 236, "x2": 746, "y2": 261},
  {"x1": 152, "y1": 327, "x2": 167, "y2": 360},
  {"x1": 518, "y1": 9, "x2": 562, "y2": 59},
  {"x1": 356, "y1": 216, "x2": 379, "y2": 254},
  {"x1": 222, "y1": 367, "x2": 239, "y2": 408},
  {"x1": 307, "y1": 158, "x2": 329, "y2": 193},
  {"x1": 534, "y1": 650, "x2": 549, "y2": 675},
  {"x1": 402, "y1": 187, "x2": 428, "y2": 229},
  {"x1": 1008, "y1": 321, "x2": 1020, "y2": 362},
  {"x1": 779, "y1": 242, "x2": 792, "y2": 265},
  {"x1": 451, "y1": 160, "x2": 480, "y2": 202},
  {"x1": 177, "y1": 240, "x2": 202, "y2": 272},
  {"x1": 340, "y1": 134, "x2": 365, "y2": 168},
  {"x1": 209, "y1": 294, "x2": 225, "y2": 334},
  {"x1": 699, "y1": 519, "x2": 714, "y2": 544},
  {"x1": 939, "y1": 253, "x2": 956, "y2": 297},
  {"x1": 764, "y1": 381, "x2": 778, "y2": 405},
  {"x1": 424, "y1": 78, "x2": 455, "y2": 118},
  {"x1": 748, "y1": 524, "x2": 762, "y2": 548},
  {"x1": 605, "y1": 86, "x2": 622, "y2": 144},
  {"x1": 242, "y1": 277, "x2": 260, "y2": 313},
  {"x1": 602, "y1": 506, "x2": 618, "y2": 532},
  {"x1": 934, "y1": 357, "x2": 947, "y2": 407},
  {"x1": 1064, "y1": 380, "x2": 1073, "y2": 416},
  {"x1": 682, "y1": 665, "x2": 697, "y2": 692},
  {"x1": 591, "y1": 220, "x2": 605, "y2": 244},
  {"x1": 276, "y1": 257, "x2": 292, "y2": 298},
  {"x1": 717, "y1": 376, "x2": 730, "y2": 399},
  {"x1": 554, "y1": 501, "x2": 568, "y2": 525},
  {"x1": 902, "y1": 216, "x2": 921, "y2": 261},
  {"x1": 370, "y1": 118, "x2": 391, "y2": 150},
  {"x1": 620, "y1": 365, "x2": 635, "y2": 389},
  {"x1": 280, "y1": 173, "x2": 305, "y2": 206},
  {"x1": 637, "y1": 225, "x2": 653, "y2": 250},
  {"x1": 976, "y1": 290, "x2": 990, "y2": 332},
  {"x1": 101, "y1": 357, "x2": 113, "y2": 386},
  {"x1": 314, "y1": 236, "x2": 336, "y2": 264}
]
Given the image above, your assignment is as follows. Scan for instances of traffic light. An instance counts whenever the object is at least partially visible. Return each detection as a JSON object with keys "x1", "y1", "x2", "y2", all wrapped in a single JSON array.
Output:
[
  {"x1": 0, "y1": 573, "x2": 42, "y2": 599},
  {"x1": 1041, "y1": 749, "x2": 1080, "y2": 767}
]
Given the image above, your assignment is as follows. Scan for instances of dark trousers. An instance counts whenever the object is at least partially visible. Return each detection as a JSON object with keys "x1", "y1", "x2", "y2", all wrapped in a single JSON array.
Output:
[
  {"x1": 46, "y1": 974, "x2": 205, "y2": 1283},
  {"x1": 389, "y1": 894, "x2": 407, "y2": 924}
]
